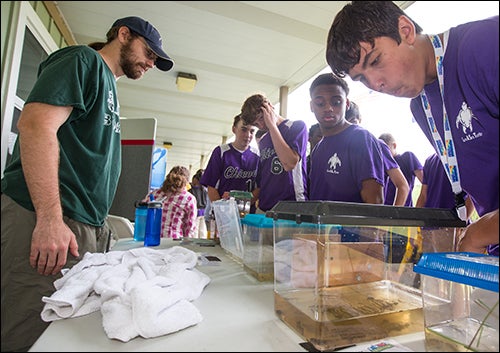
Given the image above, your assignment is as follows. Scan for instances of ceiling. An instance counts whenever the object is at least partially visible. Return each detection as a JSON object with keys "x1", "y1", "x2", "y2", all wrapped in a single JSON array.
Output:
[{"x1": 55, "y1": 1, "x2": 414, "y2": 173}]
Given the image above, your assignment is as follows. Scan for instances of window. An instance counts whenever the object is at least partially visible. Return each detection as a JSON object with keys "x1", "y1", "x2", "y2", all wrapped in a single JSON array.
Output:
[
  {"x1": 16, "y1": 28, "x2": 49, "y2": 101},
  {"x1": 1, "y1": 2, "x2": 57, "y2": 175}
]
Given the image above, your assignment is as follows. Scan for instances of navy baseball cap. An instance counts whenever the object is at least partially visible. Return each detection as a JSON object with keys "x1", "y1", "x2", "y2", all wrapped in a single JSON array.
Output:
[{"x1": 112, "y1": 16, "x2": 174, "y2": 72}]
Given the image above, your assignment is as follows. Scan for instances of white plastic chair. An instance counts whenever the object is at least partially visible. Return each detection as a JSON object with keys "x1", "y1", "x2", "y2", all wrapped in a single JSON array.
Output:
[{"x1": 106, "y1": 214, "x2": 134, "y2": 239}]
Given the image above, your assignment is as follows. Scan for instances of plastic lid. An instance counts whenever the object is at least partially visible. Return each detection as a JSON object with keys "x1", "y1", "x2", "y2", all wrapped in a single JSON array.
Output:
[
  {"x1": 148, "y1": 201, "x2": 163, "y2": 208},
  {"x1": 241, "y1": 214, "x2": 274, "y2": 228},
  {"x1": 267, "y1": 201, "x2": 466, "y2": 227},
  {"x1": 135, "y1": 200, "x2": 149, "y2": 208},
  {"x1": 229, "y1": 190, "x2": 253, "y2": 199},
  {"x1": 413, "y1": 252, "x2": 499, "y2": 292}
]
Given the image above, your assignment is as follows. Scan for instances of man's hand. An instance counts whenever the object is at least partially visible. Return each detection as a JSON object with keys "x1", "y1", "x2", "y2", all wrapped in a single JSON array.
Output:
[
  {"x1": 458, "y1": 209, "x2": 499, "y2": 254},
  {"x1": 30, "y1": 219, "x2": 79, "y2": 275}
]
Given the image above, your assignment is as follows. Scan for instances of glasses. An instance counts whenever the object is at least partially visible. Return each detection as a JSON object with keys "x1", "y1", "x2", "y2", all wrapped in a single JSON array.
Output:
[{"x1": 136, "y1": 36, "x2": 158, "y2": 62}]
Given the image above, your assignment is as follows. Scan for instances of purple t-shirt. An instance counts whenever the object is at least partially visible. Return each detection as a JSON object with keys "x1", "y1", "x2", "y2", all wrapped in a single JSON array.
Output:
[
  {"x1": 200, "y1": 143, "x2": 259, "y2": 196},
  {"x1": 384, "y1": 151, "x2": 422, "y2": 207},
  {"x1": 379, "y1": 140, "x2": 400, "y2": 205},
  {"x1": 409, "y1": 16, "x2": 499, "y2": 256},
  {"x1": 409, "y1": 16, "x2": 499, "y2": 218},
  {"x1": 379, "y1": 139, "x2": 399, "y2": 172},
  {"x1": 421, "y1": 153, "x2": 456, "y2": 209},
  {"x1": 256, "y1": 119, "x2": 308, "y2": 211},
  {"x1": 309, "y1": 125, "x2": 385, "y2": 202}
]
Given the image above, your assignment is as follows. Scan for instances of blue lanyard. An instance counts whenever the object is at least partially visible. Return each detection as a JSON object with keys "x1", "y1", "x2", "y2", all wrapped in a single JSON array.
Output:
[{"x1": 420, "y1": 33, "x2": 466, "y2": 220}]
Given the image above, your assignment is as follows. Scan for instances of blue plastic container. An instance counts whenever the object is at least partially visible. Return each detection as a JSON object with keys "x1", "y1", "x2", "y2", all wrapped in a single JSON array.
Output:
[
  {"x1": 414, "y1": 252, "x2": 499, "y2": 351},
  {"x1": 133, "y1": 201, "x2": 148, "y2": 242},
  {"x1": 242, "y1": 214, "x2": 274, "y2": 242},
  {"x1": 414, "y1": 252, "x2": 499, "y2": 292}
]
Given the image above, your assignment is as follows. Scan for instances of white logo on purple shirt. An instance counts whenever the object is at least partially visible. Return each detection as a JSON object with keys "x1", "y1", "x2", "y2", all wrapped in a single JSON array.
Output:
[
  {"x1": 327, "y1": 153, "x2": 341, "y2": 174},
  {"x1": 456, "y1": 101, "x2": 483, "y2": 142},
  {"x1": 456, "y1": 101, "x2": 474, "y2": 134}
]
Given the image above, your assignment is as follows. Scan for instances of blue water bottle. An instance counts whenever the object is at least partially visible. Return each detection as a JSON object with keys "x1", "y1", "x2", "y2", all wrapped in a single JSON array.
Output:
[
  {"x1": 144, "y1": 201, "x2": 163, "y2": 247},
  {"x1": 133, "y1": 201, "x2": 148, "y2": 242}
]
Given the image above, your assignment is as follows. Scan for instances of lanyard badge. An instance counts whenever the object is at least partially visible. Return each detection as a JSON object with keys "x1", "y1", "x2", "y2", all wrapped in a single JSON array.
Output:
[
  {"x1": 421, "y1": 34, "x2": 467, "y2": 222},
  {"x1": 454, "y1": 191, "x2": 467, "y2": 222}
]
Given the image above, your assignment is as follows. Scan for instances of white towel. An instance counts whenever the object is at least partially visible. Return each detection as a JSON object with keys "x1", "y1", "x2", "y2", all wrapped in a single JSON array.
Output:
[
  {"x1": 53, "y1": 251, "x2": 123, "y2": 290},
  {"x1": 41, "y1": 290, "x2": 101, "y2": 322},
  {"x1": 102, "y1": 275, "x2": 209, "y2": 342},
  {"x1": 101, "y1": 261, "x2": 210, "y2": 342},
  {"x1": 131, "y1": 273, "x2": 208, "y2": 337},
  {"x1": 41, "y1": 263, "x2": 112, "y2": 321},
  {"x1": 93, "y1": 262, "x2": 132, "y2": 302},
  {"x1": 101, "y1": 296, "x2": 137, "y2": 342},
  {"x1": 41, "y1": 246, "x2": 211, "y2": 342}
]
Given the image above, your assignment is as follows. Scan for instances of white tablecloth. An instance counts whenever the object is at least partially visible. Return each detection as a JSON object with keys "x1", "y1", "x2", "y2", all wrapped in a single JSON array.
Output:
[{"x1": 30, "y1": 237, "x2": 425, "y2": 352}]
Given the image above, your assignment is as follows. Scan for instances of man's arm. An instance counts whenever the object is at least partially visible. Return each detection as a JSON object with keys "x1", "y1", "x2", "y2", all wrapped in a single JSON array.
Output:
[
  {"x1": 360, "y1": 179, "x2": 384, "y2": 204},
  {"x1": 207, "y1": 186, "x2": 222, "y2": 202},
  {"x1": 18, "y1": 102, "x2": 79, "y2": 276},
  {"x1": 261, "y1": 102, "x2": 299, "y2": 171},
  {"x1": 251, "y1": 187, "x2": 261, "y2": 209},
  {"x1": 387, "y1": 167, "x2": 410, "y2": 206},
  {"x1": 415, "y1": 184, "x2": 428, "y2": 208},
  {"x1": 414, "y1": 168, "x2": 424, "y2": 184}
]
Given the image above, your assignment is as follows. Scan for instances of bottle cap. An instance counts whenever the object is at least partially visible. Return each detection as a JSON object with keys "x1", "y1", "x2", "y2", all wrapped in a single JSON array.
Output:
[{"x1": 135, "y1": 200, "x2": 149, "y2": 208}]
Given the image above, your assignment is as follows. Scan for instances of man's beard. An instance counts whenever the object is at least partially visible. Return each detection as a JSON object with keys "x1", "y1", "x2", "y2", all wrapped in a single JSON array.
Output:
[{"x1": 120, "y1": 42, "x2": 143, "y2": 80}]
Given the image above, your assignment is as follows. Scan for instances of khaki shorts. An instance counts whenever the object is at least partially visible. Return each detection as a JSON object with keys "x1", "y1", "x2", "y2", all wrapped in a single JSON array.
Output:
[{"x1": 1, "y1": 194, "x2": 110, "y2": 352}]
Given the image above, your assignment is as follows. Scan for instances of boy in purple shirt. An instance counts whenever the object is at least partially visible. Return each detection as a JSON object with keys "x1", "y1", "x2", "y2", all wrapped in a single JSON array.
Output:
[
  {"x1": 378, "y1": 140, "x2": 410, "y2": 206},
  {"x1": 326, "y1": 2, "x2": 498, "y2": 255},
  {"x1": 200, "y1": 114, "x2": 260, "y2": 210},
  {"x1": 416, "y1": 153, "x2": 475, "y2": 220},
  {"x1": 308, "y1": 73, "x2": 385, "y2": 204},
  {"x1": 417, "y1": 153, "x2": 456, "y2": 209},
  {"x1": 379, "y1": 133, "x2": 423, "y2": 207},
  {"x1": 240, "y1": 94, "x2": 308, "y2": 212},
  {"x1": 346, "y1": 101, "x2": 410, "y2": 205}
]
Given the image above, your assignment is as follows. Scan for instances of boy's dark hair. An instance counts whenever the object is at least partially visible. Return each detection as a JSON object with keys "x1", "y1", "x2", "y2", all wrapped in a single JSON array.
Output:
[
  {"x1": 232, "y1": 114, "x2": 243, "y2": 127},
  {"x1": 326, "y1": 1, "x2": 422, "y2": 77},
  {"x1": 193, "y1": 168, "x2": 204, "y2": 181},
  {"x1": 309, "y1": 73, "x2": 350, "y2": 97},
  {"x1": 379, "y1": 132, "x2": 395, "y2": 145},
  {"x1": 240, "y1": 93, "x2": 267, "y2": 125},
  {"x1": 255, "y1": 129, "x2": 266, "y2": 138},
  {"x1": 308, "y1": 123, "x2": 321, "y2": 136},
  {"x1": 345, "y1": 101, "x2": 360, "y2": 123}
]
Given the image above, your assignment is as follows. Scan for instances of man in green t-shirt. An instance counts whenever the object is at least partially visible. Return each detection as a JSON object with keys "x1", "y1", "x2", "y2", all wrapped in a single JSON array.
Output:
[{"x1": 0, "y1": 16, "x2": 173, "y2": 352}]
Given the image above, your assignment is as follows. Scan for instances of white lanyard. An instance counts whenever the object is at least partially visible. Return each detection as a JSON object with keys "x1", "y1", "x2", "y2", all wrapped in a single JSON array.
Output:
[{"x1": 420, "y1": 33, "x2": 466, "y2": 220}]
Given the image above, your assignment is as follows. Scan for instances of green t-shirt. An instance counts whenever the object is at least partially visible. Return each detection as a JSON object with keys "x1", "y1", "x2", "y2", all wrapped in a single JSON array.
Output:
[{"x1": 1, "y1": 45, "x2": 121, "y2": 226}]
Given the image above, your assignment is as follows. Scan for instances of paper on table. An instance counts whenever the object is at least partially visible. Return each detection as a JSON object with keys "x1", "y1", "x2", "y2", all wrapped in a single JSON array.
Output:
[{"x1": 346, "y1": 339, "x2": 414, "y2": 352}]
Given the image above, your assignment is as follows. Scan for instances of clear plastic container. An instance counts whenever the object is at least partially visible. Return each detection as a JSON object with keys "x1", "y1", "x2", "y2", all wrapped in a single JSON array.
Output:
[
  {"x1": 212, "y1": 199, "x2": 244, "y2": 262},
  {"x1": 414, "y1": 252, "x2": 499, "y2": 352},
  {"x1": 268, "y1": 200, "x2": 466, "y2": 351},
  {"x1": 241, "y1": 214, "x2": 275, "y2": 281}
]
